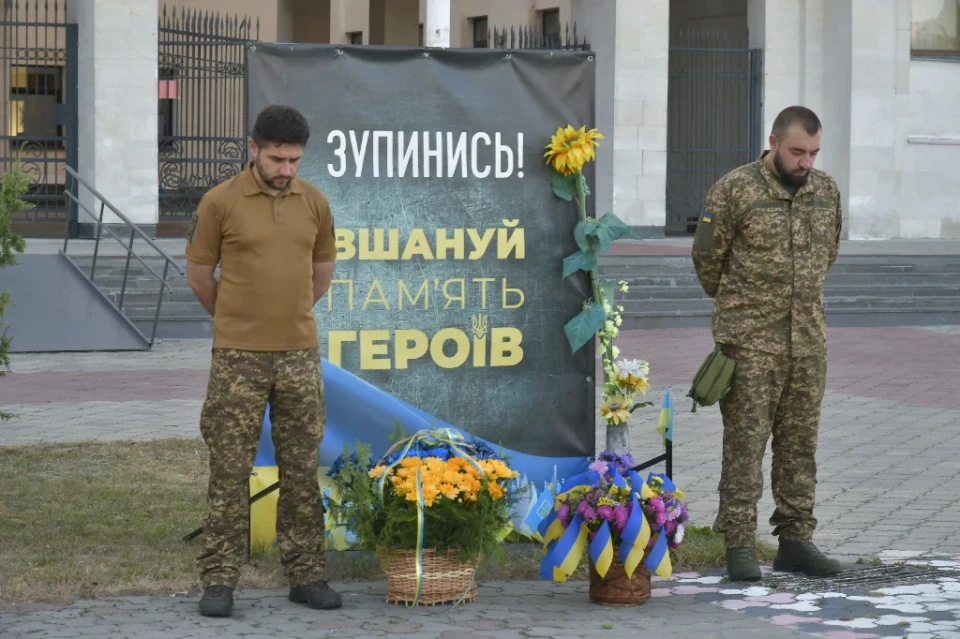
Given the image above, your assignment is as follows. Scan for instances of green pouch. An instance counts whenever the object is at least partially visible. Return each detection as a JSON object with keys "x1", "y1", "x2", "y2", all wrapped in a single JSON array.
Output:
[{"x1": 687, "y1": 344, "x2": 736, "y2": 412}]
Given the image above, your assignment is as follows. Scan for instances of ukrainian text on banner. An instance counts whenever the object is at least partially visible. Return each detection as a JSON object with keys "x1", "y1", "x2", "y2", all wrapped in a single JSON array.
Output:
[{"x1": 247, "y1": 43, "x2": 597, "y2": 462}]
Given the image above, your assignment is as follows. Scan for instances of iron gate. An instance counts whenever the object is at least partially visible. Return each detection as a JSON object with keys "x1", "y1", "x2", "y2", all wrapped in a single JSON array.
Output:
[
  {"x1": 0, "y1": 0, "x2": 77, "y2": 237},
  {"x1": 157, "y1": 6, "x2": 258, "y2": 229},
  {"x1": 666, "y1": 30, "x2": 762, "y2": 235}
]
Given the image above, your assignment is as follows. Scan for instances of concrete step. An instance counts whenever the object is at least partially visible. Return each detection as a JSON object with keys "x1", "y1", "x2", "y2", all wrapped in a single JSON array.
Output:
[
  {"x1": 613, "y1": 272, "x2": 960, "y2": 288},
  {"x1": 620, "y1": 284, "x2": 960, "y2": 301},
  {"x1": 622, "y1": 296, "x2": 960, "y2": 314},
  {"x1": 66, "y1": 254, "x2": 960, "y2": 334}
]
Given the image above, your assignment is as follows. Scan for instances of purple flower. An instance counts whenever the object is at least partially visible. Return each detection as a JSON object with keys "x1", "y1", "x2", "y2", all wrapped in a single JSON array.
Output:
[
  {"x1": 665, "y1": 520, "x2": 678, "y2": 536},
  {"x1": 649, "y1": 497, "x2": 665, "y2": 513},
  {"x1": 613, "y1": 505, "x2": 629, "y2": 532},
  {"x1": 576, "y1": 500, "x2": 591, "y2": 517},
  {"x1": 589, "y1": 460, "x2": 610, "y2": 476},
  {"x1": 558, "y1": 503, "x2": 571, "y2": 526},
  {"x1": 582, "y1": 507, "x2": 597, "y2": 522},
  {"x1": 655, "y1": 512, "x2": 667, "y2": 527},
  {"x1": 597, "y1": 505, "x2": 615, "y2": 522},
  {"x1": 619, "y1": 453, "x2": 636, "y2": 470}
]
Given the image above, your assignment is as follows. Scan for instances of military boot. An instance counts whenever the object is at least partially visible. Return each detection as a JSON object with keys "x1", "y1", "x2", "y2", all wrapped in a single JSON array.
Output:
[
  {"x1": 725, "y1": 547, "x2": 762, "y2": 582},
  {"x1": 773, "y1": 539, "x2": 843, "y2": 576},
  {"x1": 289, "y1": 580, "x2": 343, "y2": 610},
  {"x1": 198, "y1": 585, "x2": 234, "y2": 617}
]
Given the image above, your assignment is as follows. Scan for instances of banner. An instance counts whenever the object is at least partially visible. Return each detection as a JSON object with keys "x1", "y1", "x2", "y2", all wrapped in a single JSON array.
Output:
[{"x1": 247, "y1": 43, "x2": 597, "y2": 473}]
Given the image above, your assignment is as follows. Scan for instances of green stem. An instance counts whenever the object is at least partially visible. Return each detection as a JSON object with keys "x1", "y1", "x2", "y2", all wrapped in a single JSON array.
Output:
[{"x1": 574, "y1": 170, "x2": 616, "y2": 386}]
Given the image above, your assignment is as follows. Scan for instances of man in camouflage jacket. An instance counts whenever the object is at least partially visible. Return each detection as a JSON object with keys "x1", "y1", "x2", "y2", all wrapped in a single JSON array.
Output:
[{"x1": 692, "y1": 106, "x2": 844, "y2": 582}]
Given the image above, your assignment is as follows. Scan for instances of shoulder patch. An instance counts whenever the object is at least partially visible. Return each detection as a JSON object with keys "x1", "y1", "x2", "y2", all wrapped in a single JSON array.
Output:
[
  {"x1": 185, "y1": 212, "x2": 199, "y2": 243},
  {"x1": 701, "y1": 212, "x2": 713, "y2": 224}
]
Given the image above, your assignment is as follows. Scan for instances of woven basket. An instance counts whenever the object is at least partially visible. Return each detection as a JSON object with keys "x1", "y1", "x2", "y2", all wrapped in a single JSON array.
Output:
[
  {"x1": 382, "y1": 548, "x2": 478, "y2": 606},
  {"x1": 588, "y1": 552, "x2": 652, "y2": 606}
]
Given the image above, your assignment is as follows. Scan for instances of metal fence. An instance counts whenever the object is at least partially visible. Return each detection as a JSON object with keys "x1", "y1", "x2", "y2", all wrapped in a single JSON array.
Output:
[
  {"x1": 0, "y1": 0, "x2": 77, "y2": 236},
  {"x1": 489, "y1": 22, "x2": 589, "y2": 51},
  {"x1": 157, "y1": 5, "x2": 259, "y2": 223},
  {"x1": 666, "y1": 29, "x2": 762, "y2": 235}
]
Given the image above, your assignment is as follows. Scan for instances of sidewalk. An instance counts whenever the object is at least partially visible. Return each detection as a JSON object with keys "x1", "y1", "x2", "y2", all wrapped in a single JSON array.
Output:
[
  {"x1": 4, "y1": 556, "x2": 960, "y2": 638},
  {"x1": 4, "y1": 326, "x2": 960, "y2": 638}
]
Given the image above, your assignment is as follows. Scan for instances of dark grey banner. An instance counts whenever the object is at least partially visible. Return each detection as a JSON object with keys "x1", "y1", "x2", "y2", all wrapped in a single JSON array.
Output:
[{"x1": 247, "y1": 43, "x2": 597, "y2": 458}]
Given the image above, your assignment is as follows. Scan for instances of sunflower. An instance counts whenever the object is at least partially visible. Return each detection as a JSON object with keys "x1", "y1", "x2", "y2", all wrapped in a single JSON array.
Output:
[
  {"x1": 599, "y1": 394, "x2": 631, "y2": 426},
  {"x1": 543, "y1": 125, "x2": 604, "y2": 175}
]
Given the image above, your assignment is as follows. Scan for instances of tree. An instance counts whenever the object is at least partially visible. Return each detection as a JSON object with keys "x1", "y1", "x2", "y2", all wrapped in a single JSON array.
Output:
[{"x1": 0, "y1": 156, "x2": 30, "y2": 420}]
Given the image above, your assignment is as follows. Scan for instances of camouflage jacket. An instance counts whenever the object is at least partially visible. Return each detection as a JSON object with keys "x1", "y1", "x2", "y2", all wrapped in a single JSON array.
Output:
[{"x1": 691, "y1": 152, "x2": 842, "y2": 357}]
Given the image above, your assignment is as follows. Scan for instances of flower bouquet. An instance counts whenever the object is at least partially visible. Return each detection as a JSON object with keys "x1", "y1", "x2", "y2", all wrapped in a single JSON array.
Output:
[
  {"x1": 326, "y1": 428, "x2": 519, "y2": 606},
  {"x1": 538, "y1": 451, "x2": 689, "y2": 606}
]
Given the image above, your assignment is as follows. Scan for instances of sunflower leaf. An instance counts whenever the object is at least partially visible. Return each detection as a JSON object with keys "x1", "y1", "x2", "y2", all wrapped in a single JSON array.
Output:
[
  {"x1": 603, "y1": 382, "x2": 621, "y2": 395},
  {"x1": 563, "y1": 304, "x2": 607, "y2": 353},
  {"x1": 593, "y1": 212, "x2": 642, "y2": 254},
  {"x1": 551, "y1": 173, "x2": 577, "y2": 201},
  {"x1": 573, "y1": 220, "x2": 599, "y2": 252},
  {"x1": 562, "y1": 248, "x2": 598, "y2": 279},
  {"x1": 629, "y1": 402, "x2": 654, "y2": 413}
]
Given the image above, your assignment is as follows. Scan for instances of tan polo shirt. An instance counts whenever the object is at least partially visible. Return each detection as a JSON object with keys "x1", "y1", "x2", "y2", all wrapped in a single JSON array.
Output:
[{"x1": 185, "y1": 161, "x2": 337, "y2": 351}]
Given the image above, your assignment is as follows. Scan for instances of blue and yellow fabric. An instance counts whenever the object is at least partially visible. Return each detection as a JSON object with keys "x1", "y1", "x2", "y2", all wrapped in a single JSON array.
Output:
[
  {"x1": 247, "y1": 466, "x2": 354, "y2": 553},
  {"x1": 537, "y1": 471, "x2": 684, "y2": 582},
  {"x1": 253, "y1": 360, "x2": 590, "y2": 491}
]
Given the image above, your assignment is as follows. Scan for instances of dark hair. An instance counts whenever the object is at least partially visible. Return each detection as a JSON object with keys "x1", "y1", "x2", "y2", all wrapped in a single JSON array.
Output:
[
  {"x1": 771, "y1": 106, "x2": 822, "y2": 140},
  {"x1": 251, "y1": 105, "x2": 310, "y2": 147}
]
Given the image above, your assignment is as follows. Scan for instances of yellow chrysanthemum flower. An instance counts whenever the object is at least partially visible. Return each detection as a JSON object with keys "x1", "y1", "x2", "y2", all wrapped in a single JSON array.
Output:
[
  {"x1": 400, "y1": 457, "x2": 421, "y2": 469},
  {"x1": 368, "y1": 465, "x2": 387, "y2": 479},
  {"x1": 487, "y1": 482, "x2": 505, "y2": 500},
  {"x1": 600, "y1": 394, "x2": 631, "y2": 426},
  {"x1": 543, "y1": 125, "x2": 604, "y2": 176},
  {"x1": 439, "y1": 483, "x2": 460, "y2": 500}
]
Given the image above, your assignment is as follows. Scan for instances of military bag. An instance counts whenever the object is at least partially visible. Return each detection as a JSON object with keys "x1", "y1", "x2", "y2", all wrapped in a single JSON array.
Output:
[{"x1": 687, "y1": 344, "x2": 735, "y2": 412}]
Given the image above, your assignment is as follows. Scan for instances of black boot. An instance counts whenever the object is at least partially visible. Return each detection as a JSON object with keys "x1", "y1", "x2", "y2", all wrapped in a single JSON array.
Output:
[
  {"x1": 726, "y1": 547, "x2": 762, "y2": 582},
  {"x1": 773, "y1": 539, "x2": 843, "y2": 576},
  {"x1": 289, "y1": 580, "x2": 343, "y2": 610},
  {"x1": 199, "y1": 585, "x2": 234, "y2": 617}
]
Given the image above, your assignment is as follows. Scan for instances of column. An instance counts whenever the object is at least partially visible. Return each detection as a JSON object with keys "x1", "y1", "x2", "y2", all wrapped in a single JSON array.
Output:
[
  {"x1": 69, "y1": 0, "x2": 159, "y2": 237},
  {"x1": 574, "y1": 0, "x2": 669, "y2": 235},
  {"x1": 847, "y1": 0, "x2": 901, "y2": 239},
  {"x1": 425, "y1": 0, "x2": 451, "y2": 47}
]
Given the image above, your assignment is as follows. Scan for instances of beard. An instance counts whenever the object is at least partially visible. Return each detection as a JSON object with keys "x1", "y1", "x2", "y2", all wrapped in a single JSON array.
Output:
[
  {"x1": 254, "y1": 156, "x2": 292, "y2": 191},
  {"x1": 773, "y1": 149, "x2": 809, "y2": 188}
]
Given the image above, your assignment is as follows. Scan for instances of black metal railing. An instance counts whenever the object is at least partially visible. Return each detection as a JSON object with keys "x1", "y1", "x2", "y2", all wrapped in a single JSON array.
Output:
[
  {"x1": 158, "y1": 5, "x2": 260, "y2": 220},
  {"x1": 489, "y1": 22, "x2": 589, "y2": 51},
  {"x1": 62, "y1": 165, "x2": 185, "y2": 347},
  {"x1": 666, "y1": 29, "x2": 763, "y2": 235},
  {"x1": 0, "y1": 0, "x2": 78, "y2": 233}
]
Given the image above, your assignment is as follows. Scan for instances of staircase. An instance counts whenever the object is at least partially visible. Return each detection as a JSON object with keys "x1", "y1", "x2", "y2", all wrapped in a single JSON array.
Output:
[
  {"x1": 71, "y1": 253, "x2": 960, "y2": 339},
  {"x1": 599, "y1": 254, "x2": 960, "y2": 330}
]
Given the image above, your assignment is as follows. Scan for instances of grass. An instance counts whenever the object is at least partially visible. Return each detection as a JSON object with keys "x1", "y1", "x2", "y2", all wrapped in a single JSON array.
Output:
[{"x1": 0, "y1": 439, "x2": 775, "y2": 603}]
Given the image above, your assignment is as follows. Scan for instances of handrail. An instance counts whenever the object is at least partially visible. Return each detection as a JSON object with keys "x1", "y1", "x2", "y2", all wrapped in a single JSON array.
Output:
[{"x1": 62, "y1": 165, "x2": 186, "y2": 348}]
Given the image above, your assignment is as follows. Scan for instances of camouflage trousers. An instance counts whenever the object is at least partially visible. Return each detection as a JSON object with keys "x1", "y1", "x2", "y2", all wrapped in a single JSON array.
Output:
[
  {"x1": 712, "y1": 345, "x2": 827, "y2": 548},
  {"x1": 196, "y1": 348, "x2": 327, "y2": 589}
]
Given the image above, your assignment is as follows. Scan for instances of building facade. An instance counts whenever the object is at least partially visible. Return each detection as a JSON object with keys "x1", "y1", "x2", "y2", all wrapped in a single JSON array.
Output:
[{"x1": 1, "y1": 0, "x2": 958, "y2": 239}]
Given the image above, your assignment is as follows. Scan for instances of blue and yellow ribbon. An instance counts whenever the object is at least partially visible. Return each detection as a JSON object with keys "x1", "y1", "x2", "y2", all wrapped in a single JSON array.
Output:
[{"x1": 538, "y1": 470, "x2": 683, "y2": 581}]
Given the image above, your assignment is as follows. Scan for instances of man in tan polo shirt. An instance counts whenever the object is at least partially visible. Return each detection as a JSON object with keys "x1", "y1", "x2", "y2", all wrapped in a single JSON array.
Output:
[{"x1": 185, "y1": 104, "x2": 339, "y2": 617}]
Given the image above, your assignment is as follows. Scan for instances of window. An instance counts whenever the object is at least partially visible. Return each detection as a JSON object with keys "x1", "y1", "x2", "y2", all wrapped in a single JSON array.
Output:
[
  {"x1": 541, "y1": 9, "x2": 561, "y2": 47},
  {"x1": 348, "y1": 31, "x2": 363, "y2": 45},
  {"x1": 471, "y1": 16, "x2": 488, "y2": 48},
  {"x1": 158, "y1": 67, "x2": 177, "y2": 154},
  {"x1": 912, "y1": 0, "x2": 960, "y2": 55},
  {"x1": 8, "y1": 65, "x2": 63, "y2": 149}
]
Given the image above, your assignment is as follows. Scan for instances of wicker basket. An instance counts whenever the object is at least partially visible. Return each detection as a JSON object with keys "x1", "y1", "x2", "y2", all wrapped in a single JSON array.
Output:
[
  {"x1": 382, "y1": 548, "x2": 478, "y2": 606},
  {"x1": 588, "y1": 552, "x2": 652, "y2": 606}
]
